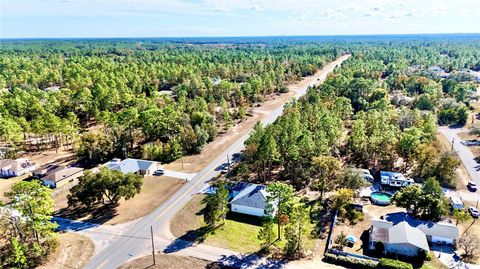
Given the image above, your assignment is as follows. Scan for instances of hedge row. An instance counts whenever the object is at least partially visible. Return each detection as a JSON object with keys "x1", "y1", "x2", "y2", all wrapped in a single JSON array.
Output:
[
  {"x1": 324, "y1": 253, "x2": 378, "y2": 269},
  {"x1": 378, "y1": 258, "x2": 413, "y2": 269}
]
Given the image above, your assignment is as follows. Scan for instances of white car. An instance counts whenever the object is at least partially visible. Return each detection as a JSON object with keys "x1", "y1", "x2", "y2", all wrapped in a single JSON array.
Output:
[
  {"x1": 153, "y1": 169, "x2": 165, "y2": 176},
  {"x1": 468, "y1": 206, "x2": 479, "y2": 218}
]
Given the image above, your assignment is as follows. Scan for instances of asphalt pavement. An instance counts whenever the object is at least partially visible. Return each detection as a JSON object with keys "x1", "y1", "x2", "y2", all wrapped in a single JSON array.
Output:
[{"x1": 438, "y1": 127, "x2": 480, "y2": 187}]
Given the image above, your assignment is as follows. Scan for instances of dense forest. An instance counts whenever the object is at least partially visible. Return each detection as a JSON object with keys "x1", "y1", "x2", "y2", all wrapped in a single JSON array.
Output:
[
  {"x1": 0, "y1": 40, "x2": 341, "y2": 163},
  {"x1": 1, "y1": 35, "x2": 480, "y2": 266},
  {"x1": 1, "y1": 36, "x2": 479, "y2": 167},
  {"x1": 241, "y1": 36, "x2": 480, "y2": 190}
]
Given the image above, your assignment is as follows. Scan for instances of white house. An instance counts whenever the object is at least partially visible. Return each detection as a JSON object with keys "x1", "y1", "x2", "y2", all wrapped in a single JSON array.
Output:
[
  {"x1": 103, "y1": 158, "x2": 161, "y2": 176},
  {"x1": 370, "y1": 213, "x2": 460, "y2": 254},
  {"x1": 369, "y1": 219, "x2": 429, "y2": 257},
  {"x1": 34, "y1": 165, "x2": 84, "y2": 188},
  {"x1": 380, "y1": 171, "x2": 414, "y2": 187},
  {"x1": 0, "y1": 158, "x2": 36, "y2": 178},
  {"x1": 416, "y1": 221, "x2": 459, "y2": 245},
  {"x1": 230, "y1": 183, "x2": 274, "y2": 217}
]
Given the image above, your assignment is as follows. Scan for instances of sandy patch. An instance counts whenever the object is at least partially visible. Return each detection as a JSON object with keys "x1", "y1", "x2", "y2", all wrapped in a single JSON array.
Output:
[
  {"x1": 54, "y1": 176, "x2": 185, "y2": 225},
  {"x1": 37, "y1": 232, "x2": 94, "y2": 269}
]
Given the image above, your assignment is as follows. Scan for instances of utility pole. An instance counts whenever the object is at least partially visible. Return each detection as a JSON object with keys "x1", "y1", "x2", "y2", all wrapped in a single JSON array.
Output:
[
  {"x1": 227, "y1": 154, "x2": 230, "y2": 172},
  {"x1": 181, "y1": 157, "x2": 184, "y2": 170},
  {"x1": 150, "y1": 226, "x2": 156, "y2": 265}
]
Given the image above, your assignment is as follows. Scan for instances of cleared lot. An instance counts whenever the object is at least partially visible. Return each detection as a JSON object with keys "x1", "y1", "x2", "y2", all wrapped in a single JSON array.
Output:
[
  {"x1": 37, "y1": 232, "x2": 94, "y2": 269},
  {"x1": 55, "y1": 175, "x2": 185, "y2": 225},
  {"x1": 119, "y1": 252, "x2": 230, "y2": 269}
]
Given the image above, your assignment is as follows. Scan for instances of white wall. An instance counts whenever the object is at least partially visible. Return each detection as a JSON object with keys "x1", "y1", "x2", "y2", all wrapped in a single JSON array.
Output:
[
  {"x1": 385, "y1": 243, "x2": 421, "y2": 257},
  {"x1": 231, "y1": 204, "x2": 265, "y2": 217}
]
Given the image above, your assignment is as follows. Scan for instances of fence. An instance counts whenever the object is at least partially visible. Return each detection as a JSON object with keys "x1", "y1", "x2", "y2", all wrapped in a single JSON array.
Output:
[{"x1": 329, "y1": 249, "x2": 380, "y2": 262}]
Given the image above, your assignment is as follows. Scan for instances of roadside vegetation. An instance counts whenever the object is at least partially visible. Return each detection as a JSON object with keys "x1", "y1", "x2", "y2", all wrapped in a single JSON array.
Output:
[
  {"x1": 0, "y1": 40, "x2": 338, "y2": 164},
  {"x1": 0, "y1": 181, "x2": 58, "y2": 268}
]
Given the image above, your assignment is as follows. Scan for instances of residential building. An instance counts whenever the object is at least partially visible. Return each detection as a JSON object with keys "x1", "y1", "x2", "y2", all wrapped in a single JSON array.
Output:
[
  {"x1": 369, "y1": 219, "x2": 429, "y2": 257},
  {"x1": 0, "y1": 158, "x2": 36, "y2": 178},
  {"x1": 370, "y1": 214, "x2": 460, "y2": 256},
  {"x1": 230, "y1": 183, "x2": 274, "y2": 217},
  {"x1": 103, "y1": 158, "x2": 161, "y2": 176},
  {"x1": 406, "y1": 217, "x2": 459, "y2": 245},
  {"x1": 380, "y1": 171, "x2": 414, "y2": 187},
  {"x1": 35, "y1": 165, "x2": 84, "y2": 188},
  {"x1": 32, "y1": 164, "x2": 65, "y2": 178}
]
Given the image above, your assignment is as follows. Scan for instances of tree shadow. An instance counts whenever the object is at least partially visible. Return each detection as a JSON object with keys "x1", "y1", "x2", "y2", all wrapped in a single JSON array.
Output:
[
  {"x1": 54, "y1": 203, "x2": 118, "y2": 225},
  {"x1": 163, "y1": 225, "x2": 214, "y2": 253},
  {"x1": 225, "y1": 211, "x2": 263, "y2": 226},
  {"x1": 359, "y1": 229, "x2": 377, "y2": 257},
  {"x1": 448, "y1": 123, "x2": 466, "y2": 129},
  {"x1": 208, "y1": 253, "x2": 287, "y2": 269}
]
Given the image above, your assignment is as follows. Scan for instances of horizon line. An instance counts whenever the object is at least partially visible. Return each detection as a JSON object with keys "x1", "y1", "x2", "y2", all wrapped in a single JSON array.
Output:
[{"x1": 2, "y1": 32, "x2": 480, "y2": 40}]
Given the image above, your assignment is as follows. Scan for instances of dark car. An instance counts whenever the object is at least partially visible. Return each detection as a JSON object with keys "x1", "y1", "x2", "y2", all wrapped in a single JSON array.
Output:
[{"x1": 467, "y1": 181, "x2": 477, "y2": 192}]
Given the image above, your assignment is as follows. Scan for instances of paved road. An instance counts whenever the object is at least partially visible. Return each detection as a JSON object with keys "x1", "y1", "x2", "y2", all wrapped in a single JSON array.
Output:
[
  {"x1": 438, "y1": 127, "x2": 480, "y2": 187},
  {"x1": 82, "y1": 55, "x2": 351, "y2": 269}
]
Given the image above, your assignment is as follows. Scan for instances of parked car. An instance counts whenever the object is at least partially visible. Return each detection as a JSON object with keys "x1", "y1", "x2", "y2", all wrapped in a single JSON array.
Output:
[
  {"x1": 153, "y1": 169, "x2": 165, "y2": 176},
  {"x1": 468, "y1": 206, "x2": 479, "y2": 218},
  {"x1": 467, "y1": 181, "x2": 477, "y2": 192},
  {"x1": 220, "y1": 163, "x2": 230, "y2": 174}
]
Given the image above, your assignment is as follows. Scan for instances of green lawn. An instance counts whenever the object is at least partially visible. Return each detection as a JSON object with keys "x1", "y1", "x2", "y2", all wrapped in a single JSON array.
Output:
[
  {"x1": 204, "y1": 212, "x2": 316, "y2": 253},
  {"x1": 170, "y1": 195, "x2": 317, "y2": 254},
  {"x1": 204, "y1": 218, "x2": 264, "y2": 253}
]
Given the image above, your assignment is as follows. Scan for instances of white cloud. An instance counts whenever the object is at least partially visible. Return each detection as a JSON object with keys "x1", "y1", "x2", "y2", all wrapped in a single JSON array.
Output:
[
  {"x1": 2, "y1": 0, "x2": 480, "y2": 38},
  {"x1": 250, "y1": 4, "x2": 264, "y2": 12}
]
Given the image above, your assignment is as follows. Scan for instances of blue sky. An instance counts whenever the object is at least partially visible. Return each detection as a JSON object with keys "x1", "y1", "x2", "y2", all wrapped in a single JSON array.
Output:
[{"x1": 1, "y1": 0, "x2": 479, "y2": 38}]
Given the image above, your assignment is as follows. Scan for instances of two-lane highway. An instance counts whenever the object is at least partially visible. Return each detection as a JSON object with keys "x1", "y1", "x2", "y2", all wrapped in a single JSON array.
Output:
[{"x1": 83, "y1": 54, "x2": 351, "y2": 269}]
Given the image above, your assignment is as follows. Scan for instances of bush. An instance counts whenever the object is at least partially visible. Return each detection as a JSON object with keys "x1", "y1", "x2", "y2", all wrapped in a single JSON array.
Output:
[
  {"x1": 324, "y1": 253, "x2": 378, "y2": 269},
  {"x1": 375, "y1": 241, "x2": 385, "y2": 255},
  {"x1": 279, "y1": 85, "x2": 289, "y2": 93},
  {"x1": 378, "y1": 258, "x2": 413, "y2": 269},
  {"x1": 417, "y1": 249, "x2": 429, "y2": 261},
  {"x1": 347, "y1": 208, "x2": 364, "y2": 224}
]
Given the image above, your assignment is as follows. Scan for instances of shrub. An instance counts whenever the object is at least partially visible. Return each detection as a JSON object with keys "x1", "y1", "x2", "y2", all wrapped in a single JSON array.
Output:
[
  {"x1": 324, "y1": 253, "x2": 378, "y2": 269},
  {"x1": 417, "y1": 249, "x2": 428, "y2": 261},
  {"x1": 279, "y1": 85, "x2": 289, "y2": 93},
  {"x1": 348, "y1": 208, "x2": 364, "y2": 224},
  {"x1": 375, "y1": 241, "x2": 385, "y2": 255},
  {"x1": 378, "y1": 258, "x2": 413, "y2": 269}
]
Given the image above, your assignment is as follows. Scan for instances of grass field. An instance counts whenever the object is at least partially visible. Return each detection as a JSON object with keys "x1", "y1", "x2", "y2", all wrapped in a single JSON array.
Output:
[{"x1": 170, "y1": 194, "x2": 317, "y2": 254}]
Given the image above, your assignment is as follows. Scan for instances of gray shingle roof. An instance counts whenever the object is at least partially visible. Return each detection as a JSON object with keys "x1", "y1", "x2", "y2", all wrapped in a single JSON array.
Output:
[
  {"x1": 385, "y1": 212, "x2": 459, "y2": 240},
  {"x1": 388, "y1": 222, "x2": 429, "y2": 251},
  {"x1": 230, "y1": 184, "x2": 268, "y2": 209}
]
